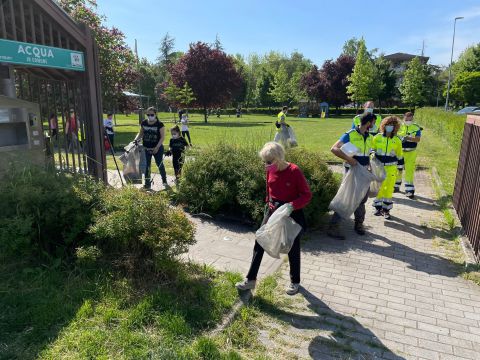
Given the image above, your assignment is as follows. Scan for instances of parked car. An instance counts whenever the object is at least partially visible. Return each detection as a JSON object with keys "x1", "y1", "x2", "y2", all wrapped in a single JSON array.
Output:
[{"x1": 457, "y1": 106, "x2": 480, "y2": 114}]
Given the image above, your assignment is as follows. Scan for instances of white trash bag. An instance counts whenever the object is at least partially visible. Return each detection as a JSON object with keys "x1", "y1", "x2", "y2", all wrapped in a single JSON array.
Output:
[
  {"x1": 287, "y1": 126, "x2": 298, "y2": 147},
  {"x1": 120, "y1": 141, "x2": 145, "y2": 184},
  {"x1": 329, "y1": 165, "x2": 375, "y2": 219},
  {"x1": 256, "y1": 204, "x2": 302, "y2": 259},
  {"x1": 340, "y1": 142, "x2": 359, "y2": 157},
  {"x1": 368, "y1": 157, "x2": 387, "y2": 198}
]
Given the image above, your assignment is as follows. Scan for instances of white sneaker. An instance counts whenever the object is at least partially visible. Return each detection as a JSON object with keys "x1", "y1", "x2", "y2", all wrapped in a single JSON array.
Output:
[
  {"x1": 235, "y1": 279, "x2": 256, "y2": 291},
  {"x1": 286, "y1": 283, "x2": 300, "y2": 295}
]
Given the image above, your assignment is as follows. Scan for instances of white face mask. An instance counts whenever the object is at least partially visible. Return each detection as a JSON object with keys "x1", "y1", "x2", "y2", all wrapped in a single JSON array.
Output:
[
  {"x1": 147, "y1": 115, "x2": 156, "y2": 121},
  {"x1": 405, "y1": 120, "x2": 413, "y2": 126},
  {"x1": 365, "y1": 108, "x2": 374, "y2": 114},
  {"x1": 172, "y1": 134, "x2": 179, "y2": 139}
]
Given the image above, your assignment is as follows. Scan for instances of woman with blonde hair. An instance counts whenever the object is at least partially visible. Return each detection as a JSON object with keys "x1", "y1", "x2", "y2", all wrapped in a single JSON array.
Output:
[
  {"x1": 371, "y1": 116, "x2": 403, "y2": 220},
  {"x1": 236, "y1": 142, "x2": 312, "y2": 295}
]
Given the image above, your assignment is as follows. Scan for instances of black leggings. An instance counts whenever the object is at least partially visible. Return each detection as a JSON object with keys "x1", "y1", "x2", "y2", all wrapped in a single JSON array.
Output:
[
  {"x1": 246, "y1": 206, "x2": 305, "y2": 284},
  {"x1": 172, "y1": 154, "x2": 184, "y2": 177},
  {"x1": 182, "y1": 131, "x2": 192, "y2": 145}
]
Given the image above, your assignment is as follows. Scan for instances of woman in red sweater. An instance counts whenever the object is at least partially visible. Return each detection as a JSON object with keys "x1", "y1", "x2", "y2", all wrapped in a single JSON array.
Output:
[{"x1": 236, "y1": 142, "x2": 312, "y2": 295}]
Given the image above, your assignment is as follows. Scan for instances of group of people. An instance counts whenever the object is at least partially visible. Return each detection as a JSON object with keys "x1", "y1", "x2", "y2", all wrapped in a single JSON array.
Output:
[
  {"x1": 132, "y1": 107, "x2": 193, "y2": 189},
  {"x1": 48, "y1": 109, "x2": 83, "y2": 152},
  {"x1": 236, "y1": 101, "x2": 422, "y2": 295}
]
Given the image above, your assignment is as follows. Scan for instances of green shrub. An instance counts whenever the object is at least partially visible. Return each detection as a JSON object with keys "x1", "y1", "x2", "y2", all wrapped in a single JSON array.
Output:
[
  {"x1": 89, "y1": 186, "x2": 196, "y2": 262},
  {"x1": 0, "y1": 167, "x2": 103, "y2": 258},
  {"x1": 414, "y1": 107, "x2": 467, "y2": 151},
  {"x1": 177, "y1": 143, "x2": 339, "y2": 227}
]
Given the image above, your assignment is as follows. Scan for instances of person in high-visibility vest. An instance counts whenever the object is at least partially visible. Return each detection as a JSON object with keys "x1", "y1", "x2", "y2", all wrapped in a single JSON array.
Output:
[
  {"x1": 274, "y1": 106, "x2": 291, "y2": 147},
  {"x1": 352, "y1": 101, "x2": 381, "y2": 135},
  {"x1": 328, "y1": 113, "x2": 377, "y2": 239},
  {"x1": 371, "y1": 116, "x2": 403, "y2": 220},
  {"x1": 395, "y1": 112, "x2": 422, "y2": 198}
]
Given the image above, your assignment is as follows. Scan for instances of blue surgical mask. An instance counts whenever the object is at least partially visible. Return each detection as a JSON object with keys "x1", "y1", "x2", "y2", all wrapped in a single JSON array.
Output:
[
  {"x1": 385, "y1": 125, "x2": 394, "y2": 133},
  {"x1": 365, "y1": 108, "x2": 374, "y2": 114}
]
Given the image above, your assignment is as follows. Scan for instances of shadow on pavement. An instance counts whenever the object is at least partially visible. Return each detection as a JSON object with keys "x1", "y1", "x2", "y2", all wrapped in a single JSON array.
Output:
[{"x1": 254, "y1": 287, "x2": 406, "y2": 359}]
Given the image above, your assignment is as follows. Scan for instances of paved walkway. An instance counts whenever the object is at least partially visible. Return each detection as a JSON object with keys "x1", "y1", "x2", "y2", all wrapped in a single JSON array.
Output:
[
  {"x1": 108, "y1": 169, "x2": 480, "y2": 359},
  {"x1": 252, "y1": 171, "x2": 480, "y2": 360}
]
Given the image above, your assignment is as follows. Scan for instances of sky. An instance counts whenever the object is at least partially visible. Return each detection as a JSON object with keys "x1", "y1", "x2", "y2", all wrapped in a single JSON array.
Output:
[{"x1": 95, "y1": 0, "x2": 480, "y2": 67}]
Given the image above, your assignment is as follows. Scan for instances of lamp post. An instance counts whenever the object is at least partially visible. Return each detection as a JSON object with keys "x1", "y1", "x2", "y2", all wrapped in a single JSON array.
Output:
[{"x1": 445, "y1": 16, "x2": 464, "y2": 111}]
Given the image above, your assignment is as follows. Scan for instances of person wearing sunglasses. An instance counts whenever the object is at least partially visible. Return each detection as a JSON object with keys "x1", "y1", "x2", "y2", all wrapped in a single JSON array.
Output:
[
  {"x1": 236, "y1": 142, "x2": 312, "y2": 296},
  {"x1": 134, "y1": 107, "x2": 168, "y2": 189}
]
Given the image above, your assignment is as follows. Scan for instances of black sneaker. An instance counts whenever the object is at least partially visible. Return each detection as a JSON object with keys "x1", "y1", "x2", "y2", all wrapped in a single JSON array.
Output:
[
  {"x1": 374, "y1": 209, "x2": 383, "y2": 216},
  {"x1": 383, "y1": 211, "x2": 392, "y2": 220},
  {"x1": 394, "y1": 187, "x2": 400, "y2": 193},
  {"x1": 354, "y1": 222, "x2": 366, "y2": 235},
  {"x1": 406, "y1": 192, "x2": 415, "y2": 199}
]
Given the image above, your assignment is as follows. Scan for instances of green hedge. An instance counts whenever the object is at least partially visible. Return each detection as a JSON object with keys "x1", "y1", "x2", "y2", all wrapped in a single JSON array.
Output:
[
  {"x1": 414, "y1": 107, "x2": 467, "y2": 151},
  {"x1": 176, "y1": 143, "x2": 339, "y2": 227}
]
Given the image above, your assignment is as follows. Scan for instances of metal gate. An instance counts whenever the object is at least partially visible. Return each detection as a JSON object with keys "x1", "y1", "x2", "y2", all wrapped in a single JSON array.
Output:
[
  {"x1": 453, "y1": 113, "x2": 480, "y2": 261},
  {"x1": 0, "y1": 0, "x2": 106, "y2": 181}
]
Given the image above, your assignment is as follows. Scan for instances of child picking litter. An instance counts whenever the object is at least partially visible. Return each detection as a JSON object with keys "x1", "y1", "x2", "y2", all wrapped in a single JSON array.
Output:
[{"x1": 166, "y1": 126, "x2": 189, "y2": 183}]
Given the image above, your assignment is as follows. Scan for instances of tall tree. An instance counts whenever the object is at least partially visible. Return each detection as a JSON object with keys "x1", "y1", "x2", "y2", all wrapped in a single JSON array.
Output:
[
  {"x1": 269, "y1": 64, "x2": 291, "y2": 104},
  {"x1": 300, "y1": 65, "x2": 325, "y2": 102},
  {"x1": 399, "y1": 57, "x2": 428, "y2": 107},
  {"x1": 449, "y1": 71, "x2": 480, "y2": 105},
  {"x1": 169, "y1": 42, "x2": 243, "y2": 122},
  {"x1": 374, "y1": 55, "x2": 397, "y2": 106},
  {"x1": 347, "y1": 39, "x2": 376, "y2": 104},
  {"x1": 452, "y1": 43, "x2": 480, "y2": 75},
  {"x1": 214, "y1": 34, "x2": 224, "y2": 51},
  {"x1": 322, "y1": 54, "x2": 355, "y2": 110},
  {"x1": 342, "y1": 37, "x2": 362, "y2": 58},
  {"x1": 158, "y1": 32, "x2": 175, "y2": 66}
]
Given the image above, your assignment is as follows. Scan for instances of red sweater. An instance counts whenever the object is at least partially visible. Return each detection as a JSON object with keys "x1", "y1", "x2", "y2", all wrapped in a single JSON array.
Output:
[{"x1": 266, "y1": 163, "x2": 312, "y2": 210}]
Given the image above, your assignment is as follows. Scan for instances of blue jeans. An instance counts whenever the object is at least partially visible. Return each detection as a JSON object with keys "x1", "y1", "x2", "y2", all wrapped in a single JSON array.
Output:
[{"x1": 144, "y1": 145, "x2": 167, "y2": 187}]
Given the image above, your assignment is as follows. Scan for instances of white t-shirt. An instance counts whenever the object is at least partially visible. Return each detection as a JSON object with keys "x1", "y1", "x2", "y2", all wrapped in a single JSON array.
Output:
[
  {"x1": 181, "y1": 118, "x2": 189, "y2": 132},
  {"x1": 103, "y1": 118, "x2": 114, "y2": 134}
]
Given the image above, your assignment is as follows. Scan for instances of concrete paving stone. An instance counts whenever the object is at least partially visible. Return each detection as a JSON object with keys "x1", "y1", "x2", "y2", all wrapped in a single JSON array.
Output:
[
  {"x1": 404, "y1": 328, "x2": 438, "y2": 342},
  {"x1": 405, "y1": 312, "x2": 437, "y2": 326},
  {"x1": 452, "y1": 346, "x2": 480, "y2": 360},
  {"x1": 385, "y1": 315, "x2": 417, "y2": 329},
  {"x1": 438, "y1": 334, "x2": 473, "y2": 350},
  {"x1": 385, "y1": 331, "x2": 419, "y2": 346},
  {"x1": 403, "y1": 345, "x2": 440, "y2": 360},
  {"x1": 417, "y1": 339, "x2": 453, "y2": 354}
]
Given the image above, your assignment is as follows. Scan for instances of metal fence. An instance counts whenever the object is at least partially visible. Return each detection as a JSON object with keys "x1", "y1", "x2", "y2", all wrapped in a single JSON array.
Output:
[{"x1": 453, "y1": 113, "x2": 480, "y2": 261}]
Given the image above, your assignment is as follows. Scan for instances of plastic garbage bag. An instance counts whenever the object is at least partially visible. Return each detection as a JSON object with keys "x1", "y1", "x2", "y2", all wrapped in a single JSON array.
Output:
[
  {"x1": 329, "y1": 164, "x2": 376, "y2": 219},
  {"x1": 120, "y1": 141, "x2": 144, "y2": 184},
  {"x1": 287, "y1": 126, "x2": 298, "y2": 147},
  {"x1": 274, "y1": 124, "x2": 290, "y2": 144},
  {"x1": 368, "y1": 157, "x2": 386, "y2": 198},
  {"x1": 256, "y1": 204, "x2": 302, "y2": 259},
  {"x1": 340, "y1": 142, "x2": 360, "y2": 157}
]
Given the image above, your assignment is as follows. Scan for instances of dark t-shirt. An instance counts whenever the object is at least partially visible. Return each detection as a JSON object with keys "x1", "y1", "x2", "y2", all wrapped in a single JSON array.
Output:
[
  {"x1": 141, "y1": 119, "x2": 164, "y2": 148},
  {"x1": 169, "y1": 137, "x2": 189, "y2": 157}
]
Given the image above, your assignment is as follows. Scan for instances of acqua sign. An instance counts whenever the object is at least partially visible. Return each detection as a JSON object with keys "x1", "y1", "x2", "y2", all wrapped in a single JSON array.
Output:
[{"x1": 0, "y1": 39, "x2": 85, "y2": 72}]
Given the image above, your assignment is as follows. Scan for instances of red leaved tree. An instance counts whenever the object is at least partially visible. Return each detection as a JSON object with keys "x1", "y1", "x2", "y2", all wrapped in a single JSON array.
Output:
[
  {"x1": 300, "y1": 65, "x2": 326, "y2": 102},
  {"x1": 322, "y1": 54, "x2": 355, "y2": 111},
  {"x1": 169, "y1": 42, "x2": 243, "y2": 122}
]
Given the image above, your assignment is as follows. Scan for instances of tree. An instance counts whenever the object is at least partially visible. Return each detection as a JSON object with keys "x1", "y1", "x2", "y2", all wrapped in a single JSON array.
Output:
[
  {"x1": 452, "y1": 44, "x2": 480, "y2": 75},
  {"x1": 162, "y1": 81, "x2": 196, "y2": 107},
  {"x1": 169, "y1": 42, "x2": 243, "y2": 122},
  {"x1": 449, "y1": 72, "x2": 480, "y2": 105},
  {"x1": 214, "y1": 34, "x2": 223, "y2": 51},
  {"x1": 158, "y1": 32, "x2": 175, "y2": 66},
  {"x1": 342, "y1": 37, "x2": 362, "y2": 58},
  {"x1": 300, "y1": 65, "x2": 325, "y2": 102},
  {"x1": 374, "y1": 55, "x2": 397, "y2": 106},
  {"x1": 322, "y1": 55, "x2": 355, "y2": 110},
  {"x1": 399, "y1": 57, "x2": 428, "y2": 107},
  {"x1": 347, "y1": 39, "x2": 377, "y2": 104},
  {"x1": 269, "y1": 64, "x2": 291, "y2": 104},
  {"x1": 59, "y1": 0, "x2": 139, "y2": 111}
]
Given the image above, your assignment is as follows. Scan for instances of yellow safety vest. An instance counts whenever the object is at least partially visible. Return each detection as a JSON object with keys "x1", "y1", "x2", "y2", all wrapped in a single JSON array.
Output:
[
  {"x1": 398, "y1": 123, "x2": 422, "y2": 151},
  {"x1": 344, "y1": 128, "x2": 373, "y2": 167},
  {"x1": 353, "y1": 113, "x2": 381, "y2": 134},
  {"x1": 372, "y1": 134, "x2": 403, "y2": 166}
]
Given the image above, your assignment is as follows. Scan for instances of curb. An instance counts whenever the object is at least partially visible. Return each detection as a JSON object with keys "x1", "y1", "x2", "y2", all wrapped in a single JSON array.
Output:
[{"x1": 431, "y1": 166, "x2": 478, "y2": 267}]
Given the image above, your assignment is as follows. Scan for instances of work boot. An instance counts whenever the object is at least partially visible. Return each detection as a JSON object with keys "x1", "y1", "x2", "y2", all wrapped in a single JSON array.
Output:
[
  {"x1": 383, "y1": 210, "x2": 392, "y2": 220},
  {"x1": 327, "y1": 224, "x2": 346, "y2": 240},
  {"x1": 405, "y1": 192, "x2": 415, "y2": 199},
  {"x1": 354, "y1": 222, "x2": 366, "y2": 235},
  {"x1": 394, "y1": 187, "x2": 400, "y2": 193},
  {"x1": 373, "y1": 208, "x2": 383, "y2": 216}
]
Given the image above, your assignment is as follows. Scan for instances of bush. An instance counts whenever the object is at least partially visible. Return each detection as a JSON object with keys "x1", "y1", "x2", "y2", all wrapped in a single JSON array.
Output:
[
  {"x1": 89, "y1": 186, "x2": 196, "y2": 263},
  {"x1": 0, "y1": 167, "x2": 103, "y2": 258},
  {"x1": 177, "y1": 143, "x2": 339, "y2": 227},
  {"x1": 414, "y1": 107, "x2": 467, "y2": 151}
]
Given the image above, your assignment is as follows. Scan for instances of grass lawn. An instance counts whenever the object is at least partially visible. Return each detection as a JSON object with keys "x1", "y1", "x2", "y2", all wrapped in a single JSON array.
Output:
[
  {"x1": 108, "y1": 112, "x2": 459, "y2": 198},
  {"x1": 0, "y1": 252, "x2": 243, "y2": 359}
]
